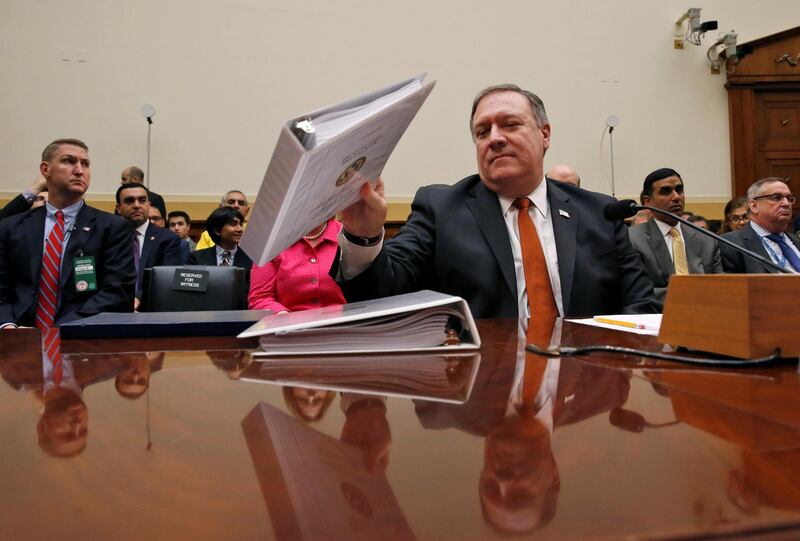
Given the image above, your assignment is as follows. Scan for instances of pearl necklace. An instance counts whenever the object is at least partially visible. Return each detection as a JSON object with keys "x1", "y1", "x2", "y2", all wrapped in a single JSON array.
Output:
[{"x1": 303, "y1": 221, "x2": 328, "y2": 241}]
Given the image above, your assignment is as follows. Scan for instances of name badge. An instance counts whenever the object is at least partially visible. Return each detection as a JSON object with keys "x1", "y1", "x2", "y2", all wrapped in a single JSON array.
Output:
[
  {"x1": 172, "y1": 268, "x2": 209, "y2": 292},
  {"x1": 73, "y1": 256, "x2": 98, "y2": 292}
]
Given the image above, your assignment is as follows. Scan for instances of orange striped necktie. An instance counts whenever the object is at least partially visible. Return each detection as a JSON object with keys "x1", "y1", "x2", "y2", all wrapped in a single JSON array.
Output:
[{"x1": 514, "y1": 198, "x2": 558, "y2": 322}]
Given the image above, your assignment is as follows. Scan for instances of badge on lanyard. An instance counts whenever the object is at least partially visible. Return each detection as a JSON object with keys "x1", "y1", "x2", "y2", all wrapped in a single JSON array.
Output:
[{"x1": 73, "y1": 256, "x2": 98, "y2": 292}]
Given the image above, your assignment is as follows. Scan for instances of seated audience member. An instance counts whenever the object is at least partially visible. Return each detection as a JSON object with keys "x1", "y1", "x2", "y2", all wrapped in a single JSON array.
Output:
[
  {"x1": 721, "y1": 177, "x2": 800, "y2": 273},
  {"x1": 1, "y1": 139, "x2": 135, "y2": 328},
  {"x1": 249, "y1": 218, "x2": 345, "y2": 313},
  {"x1": 546, "y1": 164, "x2": 580, "y2": 188},
  {"x1": 168, "y1": 210, "x2": 196, "y2": 251},
  {"x1": 115, "y1": 183, "x2": 182, "y2": 307},
  {"x1": 628, "y1": 168, "x2": 722, "y2": 309},
  {"x1": 188, "y1": 207, "x2": 253, "y2": 296},
  {"x1": 334, "y1": 84, "x2": 657, "y2": 319},
  {"x1": 686, "y1": 214, "x2": 709, "y2": 230},
  {"x1": 120, "y1": 166, "x2": 167, "y2": 220},
  {"x1": 719, "y1": 196, "x2": 749, "y2": 234},
  {"x1": 148, "y1": 206, "x2": 165, "y2": 228},
  {"x1": 196, "y1": 190, "x2": 250, "y2": 250},
  {"x1": 0, "y1": 175, "x2": 47, "y2": 220}
]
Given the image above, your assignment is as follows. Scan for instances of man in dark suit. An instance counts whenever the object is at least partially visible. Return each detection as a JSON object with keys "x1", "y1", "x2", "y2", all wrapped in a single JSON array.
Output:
[
  {"x1": 721, "y1": 177, "x2": 800, "y2": 273},
  {"x1": 115, "y1": 184, "x2": 182, "y2": 308},
  {"x1": 120, "y1": 165, "x2": 167, "y2": 220},
  {"x1": 0, "y1": 139, "x2": 135, "y2": 329},
  {"x1": 335, "y1": 84, "x2": 657, "y2": 318},
  {"x1": 628, "y1": 168, "x2": 723, "y2": 308},
  {"x1": 188, "y1": 206, "x2": 253, "y2": 303}
]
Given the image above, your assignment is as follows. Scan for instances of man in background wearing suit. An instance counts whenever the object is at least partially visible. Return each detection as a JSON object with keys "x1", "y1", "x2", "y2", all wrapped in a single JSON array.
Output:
[
  {"x1": 628, "y1": 168, "x2": 723, "y2": 309},
  {"x1": 115, "y1": 184, "x2": 182, "y2": 309},
  {"x1": 0, "y1": 139, "x2": 135, "y2": 328},
  {"x1": 334, "y1": 84, "x2": 657, "y2": 319},
  {"x1": 120, "y1": 165, "x2": 167, "y2": 221},
  {"x1": 721, "y1": 177, "x2": 800, "y2": 273}
]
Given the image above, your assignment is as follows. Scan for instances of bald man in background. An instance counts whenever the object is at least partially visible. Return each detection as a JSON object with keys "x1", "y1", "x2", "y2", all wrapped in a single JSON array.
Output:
[{"x1": 546, "y1": 164, "x2": 580, "y2": 188}]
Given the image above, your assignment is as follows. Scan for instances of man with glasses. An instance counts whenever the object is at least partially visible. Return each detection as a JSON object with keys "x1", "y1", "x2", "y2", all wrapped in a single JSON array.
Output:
[
  {"x1": 721, "y1": 177, "x2": 800, "y2": 273},
  {"x1": 628, "y1": 168, "x2": 723, "y2": 309},
  {"x1": 196, "y1": 190, "x2": 250, "y2": 250}
]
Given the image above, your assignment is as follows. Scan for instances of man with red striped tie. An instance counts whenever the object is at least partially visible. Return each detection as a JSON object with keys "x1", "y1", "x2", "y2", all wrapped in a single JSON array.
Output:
[{"x1": 0, "y1": 139, "x2": 136, "y2": 329}]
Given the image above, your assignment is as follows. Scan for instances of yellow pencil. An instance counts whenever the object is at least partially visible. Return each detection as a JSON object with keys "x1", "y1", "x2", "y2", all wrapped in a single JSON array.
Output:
[{"x1": 593, "y1": 316, "x2": 646, "y2": 330}]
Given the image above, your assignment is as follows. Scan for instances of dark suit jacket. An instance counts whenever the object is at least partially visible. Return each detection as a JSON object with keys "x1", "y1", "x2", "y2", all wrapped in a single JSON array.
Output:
[
  {"x1": 628, "y1": 219, "x2": 723, "y2": 308},
  {"x1": 0, "y1": 194, "x2": 33, "y2": 220},
  {"x1": 721, "y1": 222, "x2": 800, "y2": 273},
  {"x1": 336, "y1": 176, "x2": 657, "y2": 318},
  {"x1": 0, "y1": 204, "x2": 135, "y2": 326},
  {"x1": 136, "y1": 224, "x2": 183, "y2": 298},
  {"x1": 187, "y1": 246, "x2": 253, "y2": 298}
]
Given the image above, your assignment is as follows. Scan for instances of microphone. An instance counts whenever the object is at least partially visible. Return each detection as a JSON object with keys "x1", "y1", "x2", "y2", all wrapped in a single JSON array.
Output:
[
  {"x1": 603, "y1": 200, "x2": 791, "y2": 274},
  {"x1": 603, "y1": 199, "x2": 638, "y2": 221}
]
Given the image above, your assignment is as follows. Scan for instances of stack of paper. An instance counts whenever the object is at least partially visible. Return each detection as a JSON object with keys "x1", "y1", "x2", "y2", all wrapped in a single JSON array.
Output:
[{"x1": 238, "y1": 290, "x2": 480, "y2": 356}]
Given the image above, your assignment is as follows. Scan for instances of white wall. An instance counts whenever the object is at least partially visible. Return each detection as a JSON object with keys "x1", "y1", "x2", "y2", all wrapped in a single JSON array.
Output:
[{"x1": 0, "y1": 0, "x2": 796, "y2": 201}]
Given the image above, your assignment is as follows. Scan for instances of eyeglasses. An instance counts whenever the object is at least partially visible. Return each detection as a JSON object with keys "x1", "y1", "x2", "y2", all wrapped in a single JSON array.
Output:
[
  {"x1": 226, "y1": 199, "x2": 247, "y2": 206},
  {"x1": 729, "y1": 214, "x2": 749, "y2": 223},
  {"x1": 752, "y1": 193, "x2": 796, "y2": 204}
]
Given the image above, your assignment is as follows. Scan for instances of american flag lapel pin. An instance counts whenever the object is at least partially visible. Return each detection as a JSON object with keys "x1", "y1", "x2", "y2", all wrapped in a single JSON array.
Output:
[{"x1": 559, "y1": 209, "x2": 570, "y2": 219}]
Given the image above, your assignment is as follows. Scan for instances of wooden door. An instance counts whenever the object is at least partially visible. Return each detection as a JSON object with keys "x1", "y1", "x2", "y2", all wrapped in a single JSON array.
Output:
[{"x1": 755, "y1": 90, "x2": 800, "y2": 213}]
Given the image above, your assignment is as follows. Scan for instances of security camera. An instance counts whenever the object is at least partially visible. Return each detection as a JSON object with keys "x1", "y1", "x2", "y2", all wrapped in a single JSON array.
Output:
[{"x1": 674, "y1": 7, "x2": 718, "y2": 48}]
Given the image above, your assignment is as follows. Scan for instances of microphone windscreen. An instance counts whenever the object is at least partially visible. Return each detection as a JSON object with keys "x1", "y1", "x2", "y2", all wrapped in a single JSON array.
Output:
[{"x1": 604, "y1": 200, "x2": 638, "y2": 221}]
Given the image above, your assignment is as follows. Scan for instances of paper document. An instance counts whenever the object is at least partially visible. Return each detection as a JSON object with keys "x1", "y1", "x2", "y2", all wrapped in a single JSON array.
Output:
[
  {"x1": 238, "y1": 290, "x2": 480, "y2": 355},
  {"x1": 568, "y1": 314, "x2": 662, "y2": 336},
  {"x1": 241, "y1": 74, "x2": 436, "y2": 265}
]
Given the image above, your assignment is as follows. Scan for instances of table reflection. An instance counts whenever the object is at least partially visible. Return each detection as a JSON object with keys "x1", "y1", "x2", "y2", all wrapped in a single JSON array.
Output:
[{"x1": 0, "y1": 330, "x2": 166, "y2": 458}]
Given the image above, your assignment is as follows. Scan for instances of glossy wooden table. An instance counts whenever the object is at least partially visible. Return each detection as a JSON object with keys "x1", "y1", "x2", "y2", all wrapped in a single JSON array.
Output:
[{"x1": 2, "y1": 320, "x2": 800, "y2": 540}]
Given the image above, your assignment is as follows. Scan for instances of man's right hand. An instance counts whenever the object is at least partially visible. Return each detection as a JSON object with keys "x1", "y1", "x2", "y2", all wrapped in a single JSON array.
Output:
[{"x1": 340, "y1": 178, "x2": 387, "y2": 239}]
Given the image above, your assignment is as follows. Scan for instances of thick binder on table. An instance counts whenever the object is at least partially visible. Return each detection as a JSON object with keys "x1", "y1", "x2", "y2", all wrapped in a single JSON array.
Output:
[
  {"x1": 240, "y1": 74, "x2": 435, "y2": 266},
  {"x1": 238, "y1": 290, "x2": 480, "y2": 356}
]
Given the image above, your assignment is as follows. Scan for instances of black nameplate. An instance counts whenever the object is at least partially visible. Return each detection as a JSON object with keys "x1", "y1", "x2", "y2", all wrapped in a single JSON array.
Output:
[{"x1": 172, "y1": 268, "x2": 209, "y2": 292}]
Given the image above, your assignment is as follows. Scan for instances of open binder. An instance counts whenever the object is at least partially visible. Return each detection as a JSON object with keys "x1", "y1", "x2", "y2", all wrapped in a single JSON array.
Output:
[{"x1": 240, "y1": 74, "x2": 435, "y2": 266}]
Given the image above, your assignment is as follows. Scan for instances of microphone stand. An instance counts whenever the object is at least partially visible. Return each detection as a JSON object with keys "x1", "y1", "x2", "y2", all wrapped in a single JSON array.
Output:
[
  {"x1": 608, "y1": 125, "x2": 616, "y2": 197},
  {"x1": 145, "y1": 115, "x2": 153, "y2": 190},
  {"x1": 638, "y1": 204, "x2": 791, "y2": 274}
]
